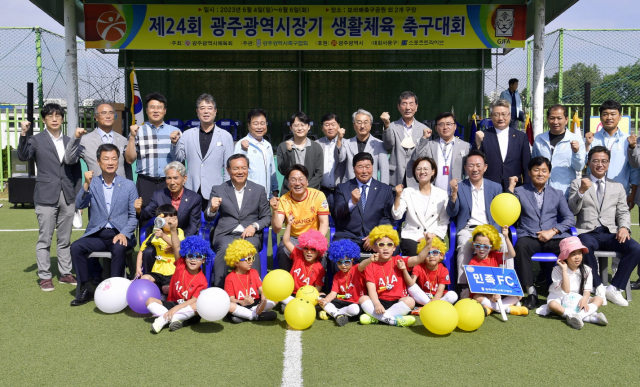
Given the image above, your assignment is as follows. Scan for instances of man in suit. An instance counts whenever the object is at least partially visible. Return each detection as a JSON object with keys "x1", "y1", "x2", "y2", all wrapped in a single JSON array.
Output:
[
  {"x1": 170, "y1": 93, "x2": 234, "y2": 212},
  {"x1": 568, "y1": 146, "x2": 640, "y2": 306},
  {"x1": 70, "y1": 144, "x2": 138, "y2": 306},
  {"x1": 344, "y1": 109, "x2": 389, "y2": 185},
  {"x1": 510, "y1": 156, "x2": 576, "y2": 310},
  {"x1": 316, "y1": 112, "x2": 346, "y2": 211},
  {"x1": 412, "y1": 112, "x2": 470, "y2": 193},
  {"x1": 135, "y1": 161, "x2": 202, "y2": 273},
  {"x1": 447, "y1": 150, "x2": 507, "y2": 286},
  {"x1": 499, "y1": 78, "x2": 525, "y2": 130},
  {"x1": 334, "y1": 152, "x2": 394, "y2": 252},
  {"x1": 205, "y1": 154, "x2": 271, "y2": 287},
  {"x1": 277, "y1": 111, "x2": 324, "y2": 195},
  {"x1": 18, "y1": 104, "x2": 81, "y2": 291},
  {"x1": 381, "y1": 91, "x2": 430, "y2": 187},
  {"x1": 475, "y1": 99, "x2": 531, "y2": 192}
]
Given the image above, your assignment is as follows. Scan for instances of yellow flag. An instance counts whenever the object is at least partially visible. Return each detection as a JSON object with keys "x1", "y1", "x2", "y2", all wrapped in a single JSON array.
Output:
[{"x1": 571, "y1": 111, "x2": 581, "y2": 137}]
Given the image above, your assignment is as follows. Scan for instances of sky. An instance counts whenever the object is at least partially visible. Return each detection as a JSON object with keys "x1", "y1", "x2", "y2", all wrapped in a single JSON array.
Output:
[{"x1": 0, "y1": 0, "x2": 638, "y2": 37}]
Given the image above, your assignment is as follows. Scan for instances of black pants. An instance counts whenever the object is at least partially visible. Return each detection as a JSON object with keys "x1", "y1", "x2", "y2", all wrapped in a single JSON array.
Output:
[
  {"x1": 212, "y1": 233, "x2": 262, "y2": 288},
  {"x1": 513, "y1": 236, "x2": 562, "y2": 288},
  {"x1": 136, "y1": 174, "x2": 166, "y2": 207},
  {"x1": 400, "y1": 238, "x2": 418, "y2": 257},
  {"x1": 320, "y1": 187, "x2": 336, "y2": 217}
]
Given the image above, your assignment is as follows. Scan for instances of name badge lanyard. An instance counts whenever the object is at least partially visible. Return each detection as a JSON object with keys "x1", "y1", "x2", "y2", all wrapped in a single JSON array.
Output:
[{"x1": 440, "y1": 141, "x2": 454, "y2": 176}]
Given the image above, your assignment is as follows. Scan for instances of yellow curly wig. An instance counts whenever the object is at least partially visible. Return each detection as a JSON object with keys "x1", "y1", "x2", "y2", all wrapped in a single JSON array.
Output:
[
  {"x1": 224, "y1": 239, "x2": 257, "y2": 267},
  {"x1": 368, "y1": 225, "x2": 400, "y2": 246},
  {"x1": 470, "y1": 224, "x2": 502, "y2": 251},
  {"x1": 416, "y1": 237, "x2": 447, "y2": 258}
]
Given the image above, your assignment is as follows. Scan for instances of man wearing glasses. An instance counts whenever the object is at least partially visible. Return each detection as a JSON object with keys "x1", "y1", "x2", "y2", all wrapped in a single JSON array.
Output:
[
  {"x1": 316, "y1": 112, "x2": 347, "y2": 211},
  {"x1": 344, "y1": 109, "x2": 389, "y2": 185},
  {"x1": 474, "y1": 99, "x2": 531, "y2": 192}
]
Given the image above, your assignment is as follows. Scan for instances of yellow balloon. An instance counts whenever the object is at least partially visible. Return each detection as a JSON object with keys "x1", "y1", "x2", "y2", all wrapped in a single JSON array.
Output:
[
  {"x1": 284, "y1": 298, "x2": 316, "y2": 330},
  {"x1": 420, "y1": 300, "x2": 459, "y2": 335},
  {"x1": 296, "y1": 285, "x2": 320, "y2": 306},
  {"x1": 490, "y1": 193, "x2": 521, "y2": 227},
  {"x1": 262, "y1": 269, "x2": 294, "y2": 302},
  {"x1": 454, "y1": 298, "x2": 485, "y2": 331}
]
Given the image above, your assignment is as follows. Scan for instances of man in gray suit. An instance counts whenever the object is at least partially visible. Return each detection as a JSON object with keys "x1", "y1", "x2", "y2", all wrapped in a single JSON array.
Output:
[
  {"x1": 510, "y1": 156, "x2": 576, "y2": 310},
  {"x1": 205, "y1": 154, "x2": 271, "y2": 287},
  {"x1": 344, "y1": 109, "x2": 389, "y2": 185},
  {"x1": 316, "y1": 112, "x2": 346, "y2": 211},
  {"x1": 411, "y1": 112, "x2": 470, "y2": 193},
  {"x1": 568, "y1": 146, "x2": 640, "y2": 307},
  {"x1": 18, "y1": 104, "x2": 81, "y2": 292},
  {"x1": 381, "y1": 91, "x2": 431, "y2": 187}
]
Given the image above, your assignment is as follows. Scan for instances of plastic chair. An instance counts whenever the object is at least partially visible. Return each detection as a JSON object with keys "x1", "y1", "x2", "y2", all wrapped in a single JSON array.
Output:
[
  {"x1": 165, "y1": 119, "x2": 184, "y2": 131},
  {"x1": 215, "y1": 119, "x2": 240, "y2": 141},
  {"x1": 478, "y1": 118, "x2": 493, "y2": 130},
  {"x1": 203, "y1": 213, "x2": 221, "y2": 286},
  {"x1": 184, "y1": 119, "x2": 200, "y2": 130},
  {"x1": 509, "y1": 226, "x2": 578, "y2": 262},
  {"x1": 595, "y1": 251, "x2": 632, "y2": 301}
]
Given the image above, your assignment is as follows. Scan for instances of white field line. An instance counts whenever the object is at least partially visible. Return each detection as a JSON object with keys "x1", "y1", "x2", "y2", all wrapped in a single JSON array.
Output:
[{"x1": 281, "y1": 329, "x2": 303, "y2": 387}]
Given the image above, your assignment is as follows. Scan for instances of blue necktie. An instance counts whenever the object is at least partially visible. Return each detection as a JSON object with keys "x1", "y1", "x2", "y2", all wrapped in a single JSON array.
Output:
[{"x1": 361, "y1": 185, "x2": 368, "y2": 212}]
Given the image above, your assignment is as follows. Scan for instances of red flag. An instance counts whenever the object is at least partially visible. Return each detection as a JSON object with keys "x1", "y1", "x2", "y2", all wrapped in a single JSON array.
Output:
[{"x1": 525, "y1": 112, "x2": 533, "y2": 146}]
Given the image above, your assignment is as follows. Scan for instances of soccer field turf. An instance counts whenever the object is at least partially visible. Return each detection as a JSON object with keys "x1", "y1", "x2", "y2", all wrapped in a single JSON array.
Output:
[{"x1": 2, "y1": 203, "x2": 640, "y2": 386}]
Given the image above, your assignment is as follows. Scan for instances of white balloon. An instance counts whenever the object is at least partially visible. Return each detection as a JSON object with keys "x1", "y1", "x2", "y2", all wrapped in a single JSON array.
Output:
[
  {"x1": 196, "y1": 287, "x2": 230, "y2": 322},
  {"x1": 95, "y1": 277, "x2": 131, "y2": 314}
]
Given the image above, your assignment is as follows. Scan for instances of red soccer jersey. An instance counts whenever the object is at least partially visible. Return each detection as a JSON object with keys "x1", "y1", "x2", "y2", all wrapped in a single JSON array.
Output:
[
  {"x1": 412, "y1": 262, "x2": 451, "y2": 296},
  {"x1": 224, "y1": 269, "x2": 262, "y2": 300},
  {"x1": 290, "y1": 247, "x2": 325, "y2": 293},
  {"x1": 167, "y1": 258, "x2": 208, "y2": 303},
  {"x1": 331, "y1": 266, "x2": 366, "y2": 304},
  {"x1": 468, "y1": 251, "x2": 505, "y2": 297},
  {"x1": 364, "y1": 255, "x2": 410, "y2": 301}
]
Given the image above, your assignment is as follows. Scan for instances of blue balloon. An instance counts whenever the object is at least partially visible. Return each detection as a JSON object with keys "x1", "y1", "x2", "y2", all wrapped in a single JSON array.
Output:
[{"x1": 126, "y1": 279, "x2": 161, "y2": 314}]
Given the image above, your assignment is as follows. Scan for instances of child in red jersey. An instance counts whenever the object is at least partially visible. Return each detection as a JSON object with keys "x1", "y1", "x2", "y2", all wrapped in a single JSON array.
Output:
[
  {"x1": 359, "y1": 225, "x2": 432, "y2": 327},
  {"x1": 224, "y1": 239, "x2": 277, "y2": 324},
  {"x1": 280, "y1": 215, "x2": 327, "y2": 312},
  {"x1": 397, "y1": 237, "x2": 458, "y2": 316},
  {"x1": 146, "y1": 217, "x2": 211, "y2": 334},
  {"x1": 468, "y1": 224, "x2": 528, "y2": 316},
  {"x1": 318, "y1": 239, "x2": 375, "y2": 327}
]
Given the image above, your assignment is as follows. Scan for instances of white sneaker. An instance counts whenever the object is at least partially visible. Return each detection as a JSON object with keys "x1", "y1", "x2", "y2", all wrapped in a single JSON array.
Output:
[
  {"x1": 594, "y1": 313, "x2": 609, "y2": 326},
  {"x1": 606, "y1": 288, "x2": 629, "y2": 306},
  {"x1": 595, "y1": 284, "x2": 607, "y2": 306},
  {"x1": 566, "y1": 315, "x2": 584, "y2": 330},
  {"x1": 151, "y1": 317, "x2": 167, "y2": 334}
]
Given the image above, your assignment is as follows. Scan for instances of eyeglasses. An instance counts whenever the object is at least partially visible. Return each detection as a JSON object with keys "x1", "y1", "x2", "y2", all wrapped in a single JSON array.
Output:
[
  {"x1": 436, "y1": 123, "x2": 455, "y2": 128},
  {"x1": 186, "y1": 253, "x2": 205, "y2": 261},
  {"x1": 590, "y1": 159, "x2": 610, "y2": 165},
  {"x1": 427, "y1": 249, "x2": 441, "y2": 257},
  {"x1": 336, "y1": 260, "x2": 353, "y2": 266},
  {"x1": 376, "y1": 242, "x2": 395, "y2": 248},
  {"x1": 491, "y1": 112, "x2": 511, "y2": 118},
  {"x1": 355, "y1": 120, "x2": 371, "y2": 126},
  {"x1": 239, "y1": 256, "x2": 255, "y2": 263},
  {"x1": 303, "y1": 247, "x2": 317, "y2": 253},
  {"x1": 473, "y1": 243, "x2": 491, "y2": 250},
  {"x1": 288, "y1": 177, "x2": 307, "y2": 184},
  {"x1": 147, "y1": 105, "x2": 165, "y2": 111},
  {"x1": 250, "y1": 121, "x2": 266, "y2": 126}
]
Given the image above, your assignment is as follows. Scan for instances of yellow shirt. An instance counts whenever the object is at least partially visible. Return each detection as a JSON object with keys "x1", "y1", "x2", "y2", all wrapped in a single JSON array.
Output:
[
  {"x1": 140, "y1": 228, "x2": 185, "y2": 276},
  {"x1": 278, "y1": 188, "x2": 329, "y2": 237}
]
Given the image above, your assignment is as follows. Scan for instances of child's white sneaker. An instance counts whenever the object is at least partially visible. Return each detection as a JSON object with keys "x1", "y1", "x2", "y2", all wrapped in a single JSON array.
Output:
[
  {"x1": 151, "y1": 317, "x2": 167, "y2": 334},
  {"x1": 169, "y1": 320, "x2": 184, "y2": 332},
  {"x1": 566, "y1": 315, "x2": 584, "y2": 330},
  {"x1": 594, "y1": 313, "x2": 609, "y2": 326}
]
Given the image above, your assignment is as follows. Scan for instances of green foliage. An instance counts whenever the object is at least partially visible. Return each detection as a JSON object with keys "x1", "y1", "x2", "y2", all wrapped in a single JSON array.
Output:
[{"x1": 545, "y1": 63, "x2": 603, "y2": 105}]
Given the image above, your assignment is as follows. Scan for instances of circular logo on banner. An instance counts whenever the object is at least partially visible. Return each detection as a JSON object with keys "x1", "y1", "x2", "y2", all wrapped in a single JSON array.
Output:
[{"x1": 96, "y1": 11, "x2": 127, "y2": 41}]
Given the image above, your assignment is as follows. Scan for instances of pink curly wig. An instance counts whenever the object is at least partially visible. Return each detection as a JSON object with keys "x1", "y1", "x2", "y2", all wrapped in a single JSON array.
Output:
[{"x1": 297, "y1": 229, "x2": 328, "y2": 256}]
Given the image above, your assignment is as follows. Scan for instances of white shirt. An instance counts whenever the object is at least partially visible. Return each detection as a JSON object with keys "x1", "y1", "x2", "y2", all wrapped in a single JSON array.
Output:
[
  {"x1": 95, "y1": 127, "x2": 114, "y2": 144},
  {"x1": 495, "y1": 127, "x2": 509, "y2": 161},
  {"x1": 321, "y1": 136, "x2": 338, "y2": 188},
  {"x1": 348, "y1": 178, "x2": 371, "y2": 211},
  {"x1": 46, "y1": 129, "x2": 65, "y2": 162},
  {"x1": 468, "y1": 180, "x2": 488, "y2": 226},
  {"x1": 548, "y1": 265, "x2": 593, "y2": 301},
  {"x1": 434, "y1": 138, "x2": 454, "y2": 193},
  {"x1": 402, "y1": 118, "x2": 415, "y2": 138}
]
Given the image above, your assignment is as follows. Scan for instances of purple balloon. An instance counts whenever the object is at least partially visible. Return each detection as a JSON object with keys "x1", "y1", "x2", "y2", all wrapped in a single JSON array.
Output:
[{"x1": 126, "y1": 279, "x2": 161, "y2": 314}]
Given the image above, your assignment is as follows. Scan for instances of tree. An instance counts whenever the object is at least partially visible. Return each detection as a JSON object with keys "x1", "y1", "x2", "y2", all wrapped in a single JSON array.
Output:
[
  {"x1": 595, "y1": 60, "x2": 640, "y2": 103},
  {"x1": 544, "y1": 63, "x2": 603, "y2": 105}
]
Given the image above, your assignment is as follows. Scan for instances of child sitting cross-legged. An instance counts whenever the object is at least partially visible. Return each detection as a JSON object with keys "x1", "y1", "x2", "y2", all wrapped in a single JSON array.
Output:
[
  {"x1": 318, "y1": 239, "x2": 375, "y2": 327},
  {"x1": 359, "y1": 225, "x2": 432, "y2": 327},
  {"x1": 468, "y1": 224, "x2": 528, "y2": 317},
  {"x1": 146, "y1": 216, "x2": 211, "y2": 333},
  {"x1": 224, "y1": 239, "x2": 277, "y2": 323}
]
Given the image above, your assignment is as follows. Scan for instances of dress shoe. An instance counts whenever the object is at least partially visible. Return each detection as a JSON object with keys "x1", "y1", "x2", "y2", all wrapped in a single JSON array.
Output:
[
  {"x1": 70, "y1": 289, "x2": 94, "y2": 306},
  {"x1": 523, "y1": 294, "x2": 538, "y2": 310},
  {"x1": 631, "y1": 280, "x2": 640, "y2": 290}
]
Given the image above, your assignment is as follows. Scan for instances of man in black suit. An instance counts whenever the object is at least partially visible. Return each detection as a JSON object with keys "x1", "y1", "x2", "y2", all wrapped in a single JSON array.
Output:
[
  {"x1": 333, "y1": 152, "x2": 394, "y2": 252},
  {"x1": 205, "y1": 154, "x2": 272, "y2": 287},
  {"x1": 475, "y1": 99, "x2": 531, "y2": 192},
  {"x1": 135, "y1": 161, "x2": 202, "y2": 273}
]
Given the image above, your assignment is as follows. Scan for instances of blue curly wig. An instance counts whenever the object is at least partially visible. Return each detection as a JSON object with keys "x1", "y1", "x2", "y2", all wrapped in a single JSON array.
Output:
[
  {"x1": 179, "y1": 236, "x2": 214, "y2": 259},
  {"x1": 327, "y1": 239, "x2": 361, "y2": 262}
]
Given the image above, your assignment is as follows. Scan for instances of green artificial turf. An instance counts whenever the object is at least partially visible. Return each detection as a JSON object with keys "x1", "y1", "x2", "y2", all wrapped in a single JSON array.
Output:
[{"x1": 2, "y1": 202, "x2": 640, "y2": 386}]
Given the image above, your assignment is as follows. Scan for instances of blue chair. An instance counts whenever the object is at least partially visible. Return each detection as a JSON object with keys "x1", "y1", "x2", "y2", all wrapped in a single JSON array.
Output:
[
  {"x1": 478, "y1": 118, "x2": 493, "y2": 130},
  {"x1": 184, "y1": 119, "x2": 201, "y2": 130},
  {"x1": 216, "y1": 119, "x2": 240, "y2": 141},
  {"x1": 165, "y1": 118, "x2": 185, "y2": 131},
  {"x1": 455, "y1": 122, "x2": 465, "y2": 139}
]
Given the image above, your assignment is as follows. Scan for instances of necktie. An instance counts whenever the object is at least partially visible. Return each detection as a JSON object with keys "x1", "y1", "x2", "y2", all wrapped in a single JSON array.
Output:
[
  {"x1": 361, "y1": 185, "x2": 368, "y2": 212},
  {"x1": 103, "y1": 134, "x2": 112, "y2": 144},
  {"x1": 597, "y1": 180, "x2": 604, "y2": 208}
]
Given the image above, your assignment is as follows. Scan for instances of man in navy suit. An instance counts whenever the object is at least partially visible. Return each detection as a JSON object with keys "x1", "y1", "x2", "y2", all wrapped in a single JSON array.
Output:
[
  {"x1": 135, "y1": 161, "x2": 202, "y2": 273},
  {"x1": 475, "y1": 99, "x2": 531, "y2": 192},
  {"x1": 510, "y1": 156, "x2": 576, "y2": 309},
  {"x1": 334, "y1": 152, "x2": 394, "y2": 252},
  {"x1": 70, "y1": 144, "x2": 139, "y2": 306},
  {"x1": 447, "y1": 150, "x2": 508, "y2": 288}
]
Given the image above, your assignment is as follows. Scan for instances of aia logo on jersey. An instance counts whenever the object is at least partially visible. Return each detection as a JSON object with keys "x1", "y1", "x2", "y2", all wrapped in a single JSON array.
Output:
[
  {"x1": 96, "y1": 11, "x2": 126, "y2": 41},
  {"x1": 238, "y1": 288, "x2": 257, "y2": 300}
]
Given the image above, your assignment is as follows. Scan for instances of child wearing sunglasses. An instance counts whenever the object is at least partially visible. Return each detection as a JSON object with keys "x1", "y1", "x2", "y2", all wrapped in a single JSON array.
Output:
[
  {"x1": 397, "y1": 237, "x2": 458, "y2": 315},
  {"x1": 318, "y1": 239, "x2": 376, "y2": 326},
  {"x1": 147, "y1": 217, "x2": 211, "y2": 333},
  {"x1": 280, "y1": 215, "x2": 328, "y2": 311},
  {"x1": 468, "y1": 225, "x2": 528, "y2": 316},
  {"x1": 359, "y1": 225, "x2": 433, "y2": 327},
  {"x1": 224, "y1": 239, "x2": 277, "y2": 323}
]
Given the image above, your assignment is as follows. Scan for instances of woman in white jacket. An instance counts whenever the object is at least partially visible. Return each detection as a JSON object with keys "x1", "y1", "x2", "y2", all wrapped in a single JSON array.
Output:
[{"x1": 392, "y1": 156, "x2": 450, "y2": 256}]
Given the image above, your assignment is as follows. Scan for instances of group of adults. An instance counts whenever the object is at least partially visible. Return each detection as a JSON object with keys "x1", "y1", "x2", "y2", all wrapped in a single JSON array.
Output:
[{"x1": 19, "y1": 87, "x2": 640, "y2": 311}]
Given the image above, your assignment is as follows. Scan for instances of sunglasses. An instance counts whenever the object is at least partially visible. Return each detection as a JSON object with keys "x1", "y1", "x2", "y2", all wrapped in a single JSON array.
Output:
[
  {"x1": 376, "y1": 242, "x2": 395, "y2": 248},
  {"x1": 427, "y1": 250, "x2": 441, "y2": 257},
  {"x1": 473, "y1": 243, "x2": 492, "y2": 250},
  {"x1": 302, "y1": 247, "x2": 317, "y2": 253},
  {"x1": 336, "y1": 260, "x2": 353, "y2": 266},
  {"x1": 186, "y1": 253, "x2": 205, "y2": 261},
  {"x1": 239, "y1": 256, "x2": 255, "y2": 263}
]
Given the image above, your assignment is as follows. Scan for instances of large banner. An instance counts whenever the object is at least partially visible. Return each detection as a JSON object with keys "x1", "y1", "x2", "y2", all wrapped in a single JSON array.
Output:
[{"x1": 84, "y1": 4, "x2": 526, "y2": 50}]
